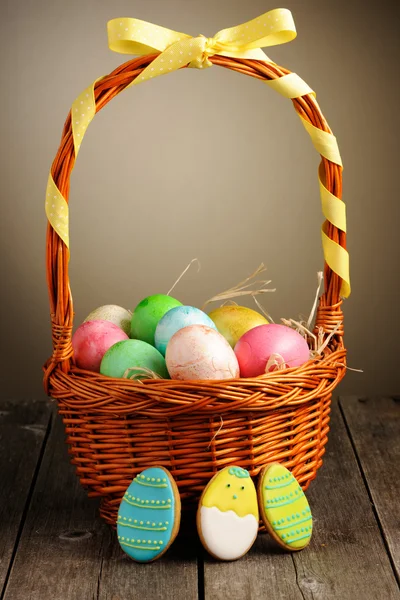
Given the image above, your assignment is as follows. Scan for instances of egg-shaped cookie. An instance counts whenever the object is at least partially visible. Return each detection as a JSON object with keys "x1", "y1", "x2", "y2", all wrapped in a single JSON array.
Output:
[
  {"x1": 117, "y1": 466, "x2": 181, "y2": 562},
  {"x1": 197, "y1": 466, "x2": 259, "y2": 561},
  {"x1": 257, "y1": 463, "x2": 312, "y2": 551}
]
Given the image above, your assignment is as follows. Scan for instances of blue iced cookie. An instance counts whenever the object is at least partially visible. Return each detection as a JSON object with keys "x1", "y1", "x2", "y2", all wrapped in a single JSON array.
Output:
[{"x1": 117, "y1": 466, "x2": 181, "y2": 562}]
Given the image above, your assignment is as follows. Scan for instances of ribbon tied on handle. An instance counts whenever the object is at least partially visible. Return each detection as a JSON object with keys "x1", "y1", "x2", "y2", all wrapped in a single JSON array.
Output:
[
  {"x1": 45, "y1": 8, "x2": 350, "y2": 297},
  {"x1": 107, "y1": 9, "x2": 297, "y2": 75}
]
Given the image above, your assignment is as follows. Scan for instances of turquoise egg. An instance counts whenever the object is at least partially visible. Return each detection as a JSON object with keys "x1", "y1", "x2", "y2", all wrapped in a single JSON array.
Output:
[
  {"x1": 100, "y1": 339, "x2": 169, "y2": 379},
  {"x1": 117, "y1": 467, "x2": 180, "y2": 562},
  {"x1": 155, "y1": 306, "x2": 217, "y2": 356},
  {"x1": 130, "y1": 295, "x2": 182, "y2": 345}
]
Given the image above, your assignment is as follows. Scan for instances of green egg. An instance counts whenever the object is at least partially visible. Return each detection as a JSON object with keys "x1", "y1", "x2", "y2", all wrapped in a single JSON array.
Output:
[
  {"x1": 130, "y1": 295, "x2": 182, "y2": 345},
  {"x1": 100, "y1": 339, "x2": 169, "y2": 379}
]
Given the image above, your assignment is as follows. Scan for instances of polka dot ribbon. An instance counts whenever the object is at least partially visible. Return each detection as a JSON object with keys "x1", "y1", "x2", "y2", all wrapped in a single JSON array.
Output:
[{"x1": 45, "y1": 8, "x2": 350, "y2": 297}]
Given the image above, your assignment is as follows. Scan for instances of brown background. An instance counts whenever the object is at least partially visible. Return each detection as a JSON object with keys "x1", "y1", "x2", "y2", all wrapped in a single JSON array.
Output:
[{"x1": 1, "y1": 0, "x2": 399, "y2": 401}]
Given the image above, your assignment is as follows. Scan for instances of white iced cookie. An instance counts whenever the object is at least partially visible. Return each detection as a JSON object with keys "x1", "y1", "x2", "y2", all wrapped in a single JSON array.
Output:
[{"x1": 196, "y1": 466, "x2": 259, "y2": 561}]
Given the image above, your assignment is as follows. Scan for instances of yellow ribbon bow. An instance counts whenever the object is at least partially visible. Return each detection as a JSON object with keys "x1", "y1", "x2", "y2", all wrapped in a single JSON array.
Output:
[
  {"x1": 45, "y1": 9, "x2": 350, "y2": 298},
  {"x1": 107, "y1": 9, "x2": 296, "y2": 76}
]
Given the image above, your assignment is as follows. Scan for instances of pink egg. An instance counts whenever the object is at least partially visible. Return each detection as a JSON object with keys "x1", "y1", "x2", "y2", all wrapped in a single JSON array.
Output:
[
  {"x1": 72, "y1": 320, "x2": 129, "y2": 372},
  {"x1": 166, "y1": 325, "x2": 239, "y2": 381},
  {"x1": 234, "y1": 324, "x2": 310, "y2": 378}
]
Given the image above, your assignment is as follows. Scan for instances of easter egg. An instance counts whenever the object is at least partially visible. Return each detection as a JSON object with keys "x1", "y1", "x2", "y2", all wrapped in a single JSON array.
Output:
[
  {"x1": 84, "y1": 304, "x2": 132, "y2": 336},
  {"x1": 155, "y1": 306, "x2": 217, "y2": 356},
  {"x1": 72, "y1": 320, "x2": 128, "y2": 372},
  {"x1": 208, "y1": 305, "x2": 268, "y2": 348},
  {"x1": 100, "y1": 339, "x2": 169, "y2": 379},
  {"x1": 166, "y1": 325, "x2": 239, "y2": 381},
  {"x1": 234, "y1": 324, "x2": 310, "y2": 378},
  {"x1": 131, "y1": 295, "x2": 182, "y2": 345},
  {"x1": 257, "y1": 463, "x2": 313, "y2": 551},
  {"x1": 197, "y1": 466, "x2": 259, "y2": 561},
  {"x1": 117, "y1": 466, "x2": 181, "y2": 562}
]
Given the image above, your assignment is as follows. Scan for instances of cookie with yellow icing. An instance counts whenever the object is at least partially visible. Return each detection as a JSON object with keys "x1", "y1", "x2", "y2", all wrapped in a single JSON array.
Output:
[
  {"x1": 257, "y1": 463, "x2": 312, "y2": 551},
  {"x1": 196, "y1": 466, "x2": 259, "y2": 561}
]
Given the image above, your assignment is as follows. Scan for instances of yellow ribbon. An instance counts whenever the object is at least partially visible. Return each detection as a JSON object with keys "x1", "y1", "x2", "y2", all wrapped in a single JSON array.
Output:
[
  {"x1": 107, "y1": 9, "x2": 296, "y2": 76},
  {"x1": 45, "y1": 9, "x2": 350, "y2": 297}
]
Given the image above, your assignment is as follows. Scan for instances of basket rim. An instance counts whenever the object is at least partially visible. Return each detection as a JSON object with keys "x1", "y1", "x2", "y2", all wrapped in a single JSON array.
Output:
[{"x1": 46, "y1": 346, "x2": 346, "y2": 416}]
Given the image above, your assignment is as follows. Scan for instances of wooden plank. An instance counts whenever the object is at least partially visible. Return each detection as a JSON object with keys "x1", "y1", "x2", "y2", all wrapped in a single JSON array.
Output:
[
  {"x1": 203, "y1": 533, "x2": 306, "y2": 600},
  {"x1": 3, "y1": 412, "x2": 199, "y2": 600},
  {"x1": 203, "y1": 399, "x2": 400, "y2": 600},
  {"x1": 340, "y1": 396, "x2": 400, "y2": 582},
  {"x1": 292, "y1": 398, "x2": 399, "y2": 599},
  {"x1": 97, "y1": 512, "x2": 199, "y2": 600},
  {"x1": 0, "y1": 398, "x2": 52, "y2": 595}
]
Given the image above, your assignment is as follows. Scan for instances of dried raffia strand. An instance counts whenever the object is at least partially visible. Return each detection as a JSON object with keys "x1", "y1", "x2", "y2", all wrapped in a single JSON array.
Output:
[
  {"x1": 280, "y1": 271, "x2": 332, "y2": 352},
  {"x1": 252, "y1": 295, "x2": 275, "y2": 323},
  {"x1": 202, "y1": 263, "x2": 275, "y2": 311},
  {"x1": 314, "y1": 321, "x2": 343, "y2": 355},
  {"x1": 167, "y1": 258, "x2": 201, "y2": 296},
  {"x1": 207, "y1": 415, "x2": 224, "y2": 449},
  {"x1": 333, "y1": 363, "x2": 364, "y2": 373},
  {"x1": 281, "y1": 318, "x2": 318, "y2": 352},
  {"x1": 306, "y1": 271, "x2": 324, "y2": 330},
  {"x1": 123, "y1": 367, "x2": 163, "y2": 381},
  {"x1": 265, "y1": 353, "x2": 286, "y2": 373}
]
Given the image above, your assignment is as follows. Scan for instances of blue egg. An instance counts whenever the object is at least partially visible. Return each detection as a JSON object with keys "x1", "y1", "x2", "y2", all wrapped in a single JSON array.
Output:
[
  {"x1": 117, "y1": 467, "x2": 180, "y2": 562},
  {"x1": 154, "y1": 306, "x2": 217, "y2": 356}
]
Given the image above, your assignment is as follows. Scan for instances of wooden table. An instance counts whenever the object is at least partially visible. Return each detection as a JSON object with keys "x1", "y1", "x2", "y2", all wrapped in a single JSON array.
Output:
[{"x1": 0, "y1": 397, "x2": 399, "y2": 600}]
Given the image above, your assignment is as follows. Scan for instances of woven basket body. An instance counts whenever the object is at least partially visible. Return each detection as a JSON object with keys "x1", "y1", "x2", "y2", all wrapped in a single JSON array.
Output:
[{"x1": 44, "y1": 54, "x2": 346, "y2": 527}]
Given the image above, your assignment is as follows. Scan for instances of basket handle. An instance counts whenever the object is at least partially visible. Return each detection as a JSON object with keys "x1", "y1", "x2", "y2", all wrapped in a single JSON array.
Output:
[{"x1": 44, "y1": 54, "x2": 347, "y2": 387}]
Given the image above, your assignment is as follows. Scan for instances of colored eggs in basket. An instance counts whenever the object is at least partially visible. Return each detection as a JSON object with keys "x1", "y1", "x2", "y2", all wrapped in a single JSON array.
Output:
[
  {"x1": 72, "y1": 320, "x2": 129, "y2": 372},
  {"x1": 197, "y1": 466, "x2": 259, "y2": 561},
  {"x1": 166, "y1": 325, "x2": 239, "y2": 380},
  {"x1": 208, "y1": 305, "x2": 269, "y2": 348},
  {"x1": 84, "y1": 304, "x2": 132, "y2": 336},
  {"x1": 155, "y1": 306, "x2": 217, "y2": 356},
  {"x1": 131, "y1": 295, "x2": 182, "y2": 345},
  {"x1": 234, "y1": 324, "x2": 310, "y2": 378},
  {"x1": 100, "y1": 339, "x2": 169, "y2": 379}
]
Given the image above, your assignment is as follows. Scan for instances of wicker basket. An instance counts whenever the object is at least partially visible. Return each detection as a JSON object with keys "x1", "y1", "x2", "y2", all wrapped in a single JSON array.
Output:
[{"x1": 43, "y1": 50, "x2": 347, "y2": 527}]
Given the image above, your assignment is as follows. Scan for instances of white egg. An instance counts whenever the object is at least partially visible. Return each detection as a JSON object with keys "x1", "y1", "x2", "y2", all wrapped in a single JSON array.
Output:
[
  {"x1": 84, "y1": 304, "x2": 132, "y2": 336},
  {"x1": 165, "y1": 325, "x2": 239, "y2": 380}
]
